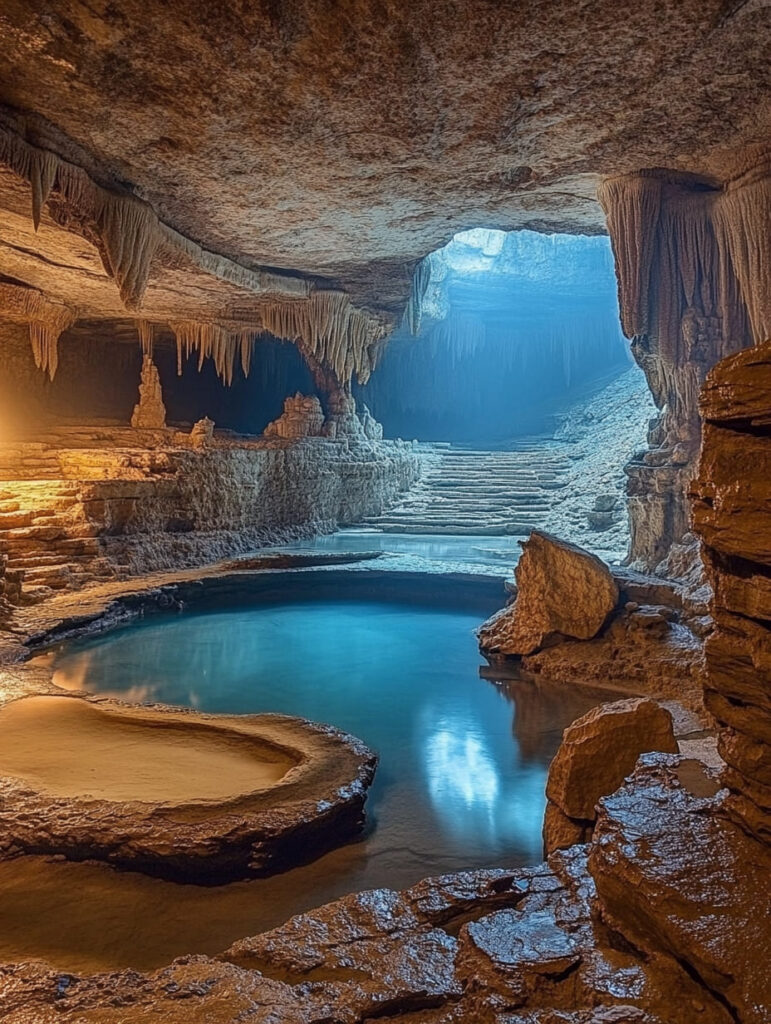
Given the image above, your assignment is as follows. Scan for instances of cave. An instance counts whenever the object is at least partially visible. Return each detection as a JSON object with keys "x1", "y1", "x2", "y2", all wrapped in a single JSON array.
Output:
[{"x1": 0, "y1": 3, "x2": 769, "y2": 1022}]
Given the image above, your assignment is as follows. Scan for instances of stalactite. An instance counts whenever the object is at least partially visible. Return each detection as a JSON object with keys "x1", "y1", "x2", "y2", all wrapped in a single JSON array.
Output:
[
  {"x1": 712, "y1": 162, "x2": 771, "y2": 343},
  {"x1": 95, "y1": 194, "x2": 161, "y2": 310},
  {"x1": 30, "y1": 149, "x2": 60, "y2": 231},
  {"x1": 137, "y1": 319, "x2": 154, "y2": 357},
  {"x1": 0, "y1": 124, "x2": 316, "y2": 311},
  {"x1": 169, "y1": 320, "x2": 261, "y2": 385},
  {"x1": 0, "y1": 281, "x2": 77, "y2": 380},
  {"x1": 403, "y1": 256, "x2": 432, "y2": 335},
  {"x1": 258, "y1": 291, "x2": 389, "y2": 384}
]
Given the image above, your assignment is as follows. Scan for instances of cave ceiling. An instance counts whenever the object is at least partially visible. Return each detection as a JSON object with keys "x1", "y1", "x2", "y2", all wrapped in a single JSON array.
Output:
[{"x1": 0, "y1": 0, "x2": 770, "y2": 333}]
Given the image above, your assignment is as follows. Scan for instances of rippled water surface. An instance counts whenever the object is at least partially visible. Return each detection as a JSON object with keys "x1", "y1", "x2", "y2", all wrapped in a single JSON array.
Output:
[{"x1": 2, "y1": 595, "x2": 608, "y2": 971}]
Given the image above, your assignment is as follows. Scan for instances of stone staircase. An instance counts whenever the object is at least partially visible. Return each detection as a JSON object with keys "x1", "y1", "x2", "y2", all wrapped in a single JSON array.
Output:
[{"x1": 362, "y1": 443, "x2": 570, "y2": 535}]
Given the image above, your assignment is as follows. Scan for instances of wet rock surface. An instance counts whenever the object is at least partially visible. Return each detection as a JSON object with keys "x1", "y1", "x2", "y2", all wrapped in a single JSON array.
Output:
[
  {"x1": 0, "y1": 840, "x2": 738, "y2": 1024},
  {"x1": 692, "y1": 342, "x2": 771, "y2": 842},
  {"x1": 591, "y1": 754, "x2": 771, "y2": 1024},
  {"x1": 543, "y1": 698, "x2": 678, "y2": 854},
  {"x1": 0, "y1": 693, "x2": 377, "y2": 882},
  {"x1": 478, "y1": 531, "x2": 619, "y2": 657}
]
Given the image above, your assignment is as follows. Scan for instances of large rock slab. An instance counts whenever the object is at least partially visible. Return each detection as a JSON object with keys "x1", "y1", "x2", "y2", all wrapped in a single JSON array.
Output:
[
  {"x1": 590, "y1": 754, "x2": 771, "y2": 1024},
  {"x1": 479, "y1": 531, "x2": 619, "y2": 657}
]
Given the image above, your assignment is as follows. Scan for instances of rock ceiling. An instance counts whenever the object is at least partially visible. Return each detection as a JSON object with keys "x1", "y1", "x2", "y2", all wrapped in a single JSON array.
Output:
[{"x1": 0, "y1": 0, "x2": 770, "y2": 344}]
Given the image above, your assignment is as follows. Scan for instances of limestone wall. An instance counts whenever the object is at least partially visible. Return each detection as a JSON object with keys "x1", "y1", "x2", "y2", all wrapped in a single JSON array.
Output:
[
  {"x1": 0, "y1": 434, "x2": 423, "y2": 596},
  {"x1": 599, "y1": 160, "x2": 771, "y2": 571},
  {"x1": 692, "y1": 342, "x2": 771, "y2": 843}
]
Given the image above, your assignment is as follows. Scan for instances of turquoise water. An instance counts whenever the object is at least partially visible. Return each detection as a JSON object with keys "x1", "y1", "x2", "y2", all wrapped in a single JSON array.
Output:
[
  {"x1": 51, "y1": 597, "x2": 594, "y2": 877},
  {"x1": 8, "y1": 593, "x2": 608, "y2": 971}
]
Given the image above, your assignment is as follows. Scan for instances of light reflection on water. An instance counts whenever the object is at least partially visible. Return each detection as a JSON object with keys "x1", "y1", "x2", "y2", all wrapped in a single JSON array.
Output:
[{"x1": 5, "y1": 597, "x2": 609, "y2": 972}]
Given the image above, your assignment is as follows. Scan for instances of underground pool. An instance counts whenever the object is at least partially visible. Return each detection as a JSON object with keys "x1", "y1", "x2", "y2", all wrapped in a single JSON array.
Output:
[{"x1": 1, "y1": 589, "x2": 612, "y2": 972}]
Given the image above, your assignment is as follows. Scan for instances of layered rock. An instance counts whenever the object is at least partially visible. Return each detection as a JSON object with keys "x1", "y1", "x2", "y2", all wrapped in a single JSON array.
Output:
[
  {"x1": 479, "y1": 531, "x2": 618, "y2": 657},
  {"x1": 543, "y1": 698, "x2": 678, "y2": 855},
  {"x1": 692, "y1": 341, "x2": 771, "y2": 842},
  {"x1": 0, "y1": 428, "x2": 423, "y2": 598}
]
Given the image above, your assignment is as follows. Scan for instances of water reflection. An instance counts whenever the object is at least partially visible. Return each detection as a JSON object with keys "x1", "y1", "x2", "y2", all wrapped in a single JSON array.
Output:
[{"x1": 13, "y1": 598, "x2": 613, "y2": 971}]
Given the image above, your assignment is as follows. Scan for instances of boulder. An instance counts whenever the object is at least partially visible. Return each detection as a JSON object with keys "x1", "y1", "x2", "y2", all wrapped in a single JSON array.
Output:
[
  {"x1": 545, "y1": 698, "x2": 678, "y2": 824},
  {"x1": 478, "y1": 531, "x2": 619, "y2": 657}
]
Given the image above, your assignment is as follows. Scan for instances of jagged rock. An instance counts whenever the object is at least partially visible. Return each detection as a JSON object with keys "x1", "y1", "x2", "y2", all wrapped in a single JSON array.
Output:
[
  {"x1": 263, "y1": 393, "x2": 325, "y2": 440},
  {"x1": 359, "y1": 403, "x2": 383, "y2": 441},
  {"x1": 189, "y1": 416, "x2": 215, "y2": 449},
  {"x1": 543, "y1": 698, "x2": 678, "y2": 853},
  {"x1": 478, "y1": 531, "x2": 619, "y2": 657},
  {"x1": 590, "y1": 754, "x2": 771, "y2": 1024},
  {"x1": 130, "y1": 356, "x2": 166, "y2": 429},
  {"x1": 2, "y1": 845, "x2": 735, "y2": 1023}
]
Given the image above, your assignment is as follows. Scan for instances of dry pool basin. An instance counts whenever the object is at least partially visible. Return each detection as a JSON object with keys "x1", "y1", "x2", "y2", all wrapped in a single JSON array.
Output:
[{"x1": 0, "y1": 694, "x2": 377, "y2": 881}]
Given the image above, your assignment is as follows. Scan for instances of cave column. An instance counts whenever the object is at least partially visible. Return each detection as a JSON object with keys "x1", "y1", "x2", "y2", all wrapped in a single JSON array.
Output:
[{"x1": 598, "y1": 167, "x2": 769, "y2": 571}]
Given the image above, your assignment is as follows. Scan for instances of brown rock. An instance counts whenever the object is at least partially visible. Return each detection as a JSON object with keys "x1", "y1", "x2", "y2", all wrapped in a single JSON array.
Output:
[
  {"x1": 479, "y1": 531, "x2": 619, "y2": 657},
  {"x1": 545, "y1": 698, "x2": 678, "y2": 821},
  {"x1": 590, "y1": 755, "x2": 771, "y2": 1024},
  {"x1": 693, "y1": 340, "x2": 771, "y2": 842},
  {"x1": 542, "y1": 800, "x2": 592, "y2": 857}
]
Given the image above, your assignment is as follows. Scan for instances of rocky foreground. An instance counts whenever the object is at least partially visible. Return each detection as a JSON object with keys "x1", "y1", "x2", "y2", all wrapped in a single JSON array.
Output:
[{"x1": 1, "y1": 755, "x2": 766, "y2": 1024}]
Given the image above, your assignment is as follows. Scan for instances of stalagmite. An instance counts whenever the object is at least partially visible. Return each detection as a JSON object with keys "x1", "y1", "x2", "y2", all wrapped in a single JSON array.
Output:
[{"x1": 131, "y1": 356, "x2": 167, "y2": 429}]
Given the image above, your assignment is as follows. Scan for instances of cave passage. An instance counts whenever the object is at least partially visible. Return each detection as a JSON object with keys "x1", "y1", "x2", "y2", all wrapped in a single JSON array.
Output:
[{"x1": 355, "y1": 228, "x2": 634, "y2": 445}]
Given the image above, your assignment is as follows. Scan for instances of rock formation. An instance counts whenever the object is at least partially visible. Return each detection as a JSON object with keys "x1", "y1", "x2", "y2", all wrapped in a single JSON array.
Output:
[
  {"x1": 130, "y1": 356, "x2": 166, "y2": 429},
  {"x1": 478, "y1": 530, "x2": 619, "y2": 657},
  {"x1": 263, "y1": 394, "x2": 325, "y2": 440},
  {"x1": 692, "y1": 341, "x2": 771, "y2": 842},
  {"x1": 0, "y1": 430, "x2": 422, "y2": 599},
  {"x1": 543, "y1": 698, "x2": 679, "y2": 854},
  {"x1": 189, "y1": 416, "x2": 215, "y2": 449},
  {"x1": 598, "y1": 162, "x2": 771, "y2": 570}
]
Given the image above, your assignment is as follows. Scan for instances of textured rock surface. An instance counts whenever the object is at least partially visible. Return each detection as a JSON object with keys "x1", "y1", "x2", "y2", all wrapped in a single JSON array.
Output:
[
  {"x1": 0, "y1": 693, "x2": 377, "y2": 881},
  {"x1": 478, "y1": 531, "x2": 619, "y2": 657},
  {"x1": 0, "y1": 846, "x2": 736, "y2": 1024},
  {"x1": 543, "y1": 698, "x2": 678, "y2": 854},
  {"x1": 598, "y1": 162, "x2": 771, "y2": 570},
  {"x1": 692, "y1": 341, "x2": 771, "y2": 842},
  {"x1": 1, "y1": 1, "x2": 769, "y2": 318},
  {"x1": 263, "y1": 393, "x2": 325, "y2": 440},
  {"x1": 0, "y1": 428, "x2": 422, "y2": 597},
  {"x1": 590, "y1": 754, "x2": 771, "y2": 1024},
  {"x1": 130, "y1": 355, "x2": 166, "y2": 429}
]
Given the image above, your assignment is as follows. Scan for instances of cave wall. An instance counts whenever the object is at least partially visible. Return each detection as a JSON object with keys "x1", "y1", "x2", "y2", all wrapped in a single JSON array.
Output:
[
  {"x1": 693, "y1": 342, "x2": 771, "y2": 843},
  {"x1": 0, "y1": 321, "x2": 315, "y2": 437},
  {"x1": 599, "y1": 159, "x2": 770, "y2": 571}
]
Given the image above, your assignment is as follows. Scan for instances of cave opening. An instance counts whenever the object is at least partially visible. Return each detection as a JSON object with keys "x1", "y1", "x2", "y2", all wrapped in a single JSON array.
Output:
[{"x1": 356, "y1": 227, "x2": 642, "y2": 446}]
